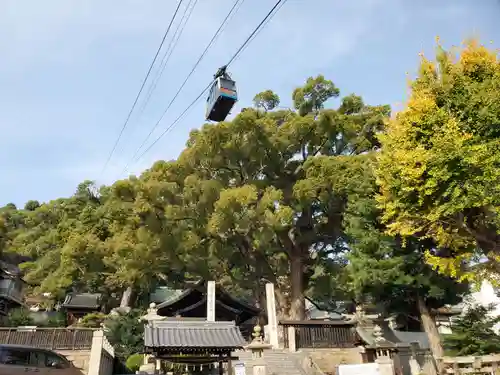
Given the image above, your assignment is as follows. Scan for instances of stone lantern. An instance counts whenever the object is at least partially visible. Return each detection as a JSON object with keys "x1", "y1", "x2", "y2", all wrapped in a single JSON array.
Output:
[
  {"x1": 140, "y1": 303, "x2": 166, "y2": 325},
  {"x1": 139, "y1": 303, "x2": 165, "y2": 371},
  {"x1": 245, "y1": 325, "x2": 272, "y2": 375}
]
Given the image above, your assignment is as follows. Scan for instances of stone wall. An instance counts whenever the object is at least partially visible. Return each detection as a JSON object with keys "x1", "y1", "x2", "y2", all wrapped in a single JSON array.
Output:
[
  {"x1": 57, "y1": 349, "x2": 91, "y2": 374},
  {"x1": 303, "y1": 348, "x2": 364, "y2": 375}
]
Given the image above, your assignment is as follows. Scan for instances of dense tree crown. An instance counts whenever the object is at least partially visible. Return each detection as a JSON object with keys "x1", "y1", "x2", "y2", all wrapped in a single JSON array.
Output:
[
  {"x1": 3, "y1": 40, "x2": 496, "y2": 356},
  {"x1": 0, "y1": 75, "x2": 391, "y2": 319},
  {"x1": 377, "y1": 40, "x2": 500, "y2": 282}
]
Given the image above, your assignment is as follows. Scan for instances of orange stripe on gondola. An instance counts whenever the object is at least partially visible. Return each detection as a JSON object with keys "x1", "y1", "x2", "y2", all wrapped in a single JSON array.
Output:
[{"x1": 220, "y1": 88, "x2": 236, "y2": 95}]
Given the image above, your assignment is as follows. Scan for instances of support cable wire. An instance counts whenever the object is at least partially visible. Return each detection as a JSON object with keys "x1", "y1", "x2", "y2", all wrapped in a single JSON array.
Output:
[
  {"x1": 100, "y1": 0, "x2": 185, "y2": 177},
  {"x1": 135, "y1": 0, "x2": 200, "y2": 121},
  {"x1": 118, "y1": 0, "x2": 245, "y2": 177},
  {"x1": 123, "y1": 0, "x2": 287, "y2": 175},
  {"x1": 230, "y1": 0, "x2": 287, "y2": 65}
]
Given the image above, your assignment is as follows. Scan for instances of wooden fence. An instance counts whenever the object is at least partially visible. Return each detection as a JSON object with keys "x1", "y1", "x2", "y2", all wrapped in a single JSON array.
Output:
[
  {"x1": 280, "y1": 320, "x2": 358, "y2": 349},
  {"x1": 437, "y1": 354, "x2": 500, "y2": 374},
  {"x1": 0, "y1": 327, "x2": 96, "y2": 350}
]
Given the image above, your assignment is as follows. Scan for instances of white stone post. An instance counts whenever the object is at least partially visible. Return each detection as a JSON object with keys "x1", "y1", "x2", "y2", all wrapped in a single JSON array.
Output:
[
  {"x1": 88, "y1": 330, "x2": 104, "y2": 375},
  {"x1": 287, "y1": 326, "x2": 296, "y2": 352},
  {"x1": 207, "y1": 281, "x2": 216, "y2": 322},
  {"x1": 265, "y1": 283, "x2": 278, "y2": 348}
]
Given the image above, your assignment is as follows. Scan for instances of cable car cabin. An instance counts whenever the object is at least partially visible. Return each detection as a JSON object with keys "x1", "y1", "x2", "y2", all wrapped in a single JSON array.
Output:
[{"x1": 206, "y1": 77, "x2": 238, "y2": 122}]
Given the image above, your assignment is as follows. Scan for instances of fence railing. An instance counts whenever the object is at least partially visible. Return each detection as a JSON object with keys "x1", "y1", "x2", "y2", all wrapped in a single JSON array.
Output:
[
  {"x1": 437, "y1": 354, "x2": 500, "y2": 374},
  {"x1": 0, "y1": 327, "x2": 96, "y2": 350},
  {"x1": 280, "y1": 320, "x2": 357, "y2": 349}
]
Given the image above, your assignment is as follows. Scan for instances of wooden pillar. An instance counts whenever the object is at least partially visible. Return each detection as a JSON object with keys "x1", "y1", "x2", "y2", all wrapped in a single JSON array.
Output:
[{"x1": 227, "y1": 353, "x2": 233, "y2": 375}]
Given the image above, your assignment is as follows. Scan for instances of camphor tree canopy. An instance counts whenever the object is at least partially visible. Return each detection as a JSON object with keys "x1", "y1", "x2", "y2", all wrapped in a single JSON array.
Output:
[
  {"x1": 0, "y1": 75, "x2": 391, "y2": 320},
  {"x1": 376, "y1": 39, "x2": 500, "y2": 282},
  {"x1": 147, "y1": 75, "x2": 389, "y2": 319}
]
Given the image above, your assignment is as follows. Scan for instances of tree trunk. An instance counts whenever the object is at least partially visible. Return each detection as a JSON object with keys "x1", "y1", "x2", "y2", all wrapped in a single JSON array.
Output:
[
  {"x1": 120, "y1": 287, "x2": 134, "y2": 308},
  {"x1": 289, "y1": 251, "x2": 305, "y2": 320},
  {"x1": 417, "y1": 295, "x2": 443, "y2": 374},
  {"x1": 275, "y1": 286, "x2": 290, "y2": 320}
]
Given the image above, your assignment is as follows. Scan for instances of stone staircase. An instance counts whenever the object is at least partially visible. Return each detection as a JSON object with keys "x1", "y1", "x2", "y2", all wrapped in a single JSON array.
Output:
[{"x1": 233, "y1": 350, "x2": 309, "y2": 375}]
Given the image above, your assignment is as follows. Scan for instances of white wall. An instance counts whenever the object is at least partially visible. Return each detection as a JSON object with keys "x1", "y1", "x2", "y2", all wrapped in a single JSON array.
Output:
[{"x1": 467, "y1": 280, "x2": 500, "y2": 333}]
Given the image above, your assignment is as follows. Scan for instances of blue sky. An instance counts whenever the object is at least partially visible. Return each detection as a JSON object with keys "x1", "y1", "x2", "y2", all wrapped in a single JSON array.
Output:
[{"x1": 0, "y1": 0, "x2": 498, "y2": 207}]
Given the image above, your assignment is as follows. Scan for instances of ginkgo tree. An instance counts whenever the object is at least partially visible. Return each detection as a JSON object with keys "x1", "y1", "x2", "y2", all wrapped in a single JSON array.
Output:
[{"x1": 377, "y1": 39, "x2": 500, "y2": 282}]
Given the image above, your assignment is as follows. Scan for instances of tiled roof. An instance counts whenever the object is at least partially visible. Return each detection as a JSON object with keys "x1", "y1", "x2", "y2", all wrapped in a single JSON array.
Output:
[
  {"x1": 393, "y1": 330, "x2": 430, "y2": 350},
  {"x1": 144, "y1": 320, "x2": 246, "y2": 349},
  {"x1": 150, "y1": 287, "x2": 184, "y2": 304},
  {"x1": 61, "y1": 293, "x2": 102, "y2": 309}
]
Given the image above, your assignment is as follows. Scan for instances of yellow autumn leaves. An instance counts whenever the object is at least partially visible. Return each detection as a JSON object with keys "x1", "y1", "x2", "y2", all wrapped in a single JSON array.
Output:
[{"x1": 377, "y1": 39, "x2": 500, "y2": 284}]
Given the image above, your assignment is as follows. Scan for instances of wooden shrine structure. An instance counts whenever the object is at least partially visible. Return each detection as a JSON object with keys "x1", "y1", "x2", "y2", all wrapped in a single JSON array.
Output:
[
  {"x1": 144, "y1": 319, "x2": 245, "y2": 374},
  {"x1": 60, "y1": 292, "x2": 103, "y2": 325},
  {"x1": 155, "y1": 280, "x2": 260, "y2": 340}
]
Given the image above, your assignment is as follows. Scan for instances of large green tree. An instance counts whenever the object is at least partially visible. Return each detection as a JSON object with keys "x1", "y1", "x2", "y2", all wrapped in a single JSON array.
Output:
[
  {"x1": 377, "y1": 40, "x2": 500, "y2": 282},
  {"x1": 2, "y1": 75, "x2": 389, "y2": 321},
  {"x1": 156, "y1": 76, "x2": 390, "y2": 319},
  {"x1": 338, "y1": 156, "x2": 467, "y2": 359},
  {"x1": 11, "y1": 181, "x2": 112, "y2": 299}
]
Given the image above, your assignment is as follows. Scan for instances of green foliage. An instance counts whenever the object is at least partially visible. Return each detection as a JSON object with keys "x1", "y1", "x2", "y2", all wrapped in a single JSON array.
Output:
[
  {"x1": 0, "y1": 73, "x2": 392, "y2": 320},
  {"x1": 343, "y1": 160, "x2": 467, "y2": 312},
  {"x1": 104, "y1": 309, "x2": 144, "y2": 360},
  {"x1": 24, "y1": 200, "x2": 40, "y2": 211},
  {"x1": 44, "y1": 312, "x2": 67, "y2": 327},
  {"x1": 444, "y1": 303, "x2": 500, "y2": 356},
  {"x1": 376, "y1": 39, "x2": 500, "y2": 282},
  {"x1": 4, "y1": 65, "x2": 472, "y2": 326},
  {"x1": 77, "y1": 312, "x2": 107, "y2": 328},
  {"x1": 253, "y1": 90, "x2": 280, "y2": 111},
  {"x1": 5, "y1": 308, "x2": 35, "y2": 327},
  {"x1": 125, "y1": 353, "x2": 143, "y2": 372},
  {"x1": 292, "y1": 75, "x2": 339, "y2": 115}
]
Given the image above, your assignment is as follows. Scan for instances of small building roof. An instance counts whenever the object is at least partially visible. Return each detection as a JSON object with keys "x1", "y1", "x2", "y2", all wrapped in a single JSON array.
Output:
[
  {"x1": 60, "y1": 293, "x2": 102, "y2": 310},
  {"x1": 305, "y1": 298, "x2": 346, "y2": 320},
  {"x1": 156, "y1": 281, "x2": 260, "y2": 323},
  {"x1": 144, "y1": 320, "x2": 246, "y2": 350},
  {"x1": 393, "y1": 330, "x2": 430, "y2": 350}
]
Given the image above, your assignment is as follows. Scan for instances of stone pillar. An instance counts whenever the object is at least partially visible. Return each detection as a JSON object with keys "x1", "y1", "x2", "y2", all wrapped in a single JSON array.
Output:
[
  {"x1": 408, "y1": 342, "x2": 422, "y2": 375},
  {"x1": 207, "y1": 280, "x2": 216, "y2": 322},
  {"x1": 287, "y1": 326, "x2": 296, "y2": 352},
  {"x1": 372, "y1": 325, "x2": 394, "y2": 375},
  {"x1": 87, "y1": 330, "x2": 104, "y2": 375},
  {"x1": 375, "y1": 353, "x2": 394, "y2": 375},
  {"x1": 265, "y1": 283, "x2": 278, "y2": 348},
  {"x1": 246, "y1": 326, "x2": 272, "y2": 375}
]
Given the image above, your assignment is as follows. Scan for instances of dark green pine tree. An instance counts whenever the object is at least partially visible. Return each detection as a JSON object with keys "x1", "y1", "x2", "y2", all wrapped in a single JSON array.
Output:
[
  {"x1": 444, "y1": 303, "x2": 500, "y2": 356},
  {"x1": 343, "y1": 165, "x2": 468, "y2": 360}
]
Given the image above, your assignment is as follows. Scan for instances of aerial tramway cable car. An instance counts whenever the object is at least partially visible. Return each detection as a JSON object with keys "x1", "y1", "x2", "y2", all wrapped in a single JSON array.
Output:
[{"x1": 205, "y1": 65, "x2": 238, "y2": 122}]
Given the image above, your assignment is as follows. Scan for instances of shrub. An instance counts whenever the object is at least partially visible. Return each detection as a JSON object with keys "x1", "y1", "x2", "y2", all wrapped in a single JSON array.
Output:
[{"x1": 126, "y1": 353, "x2": 143, "y2": 372}]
